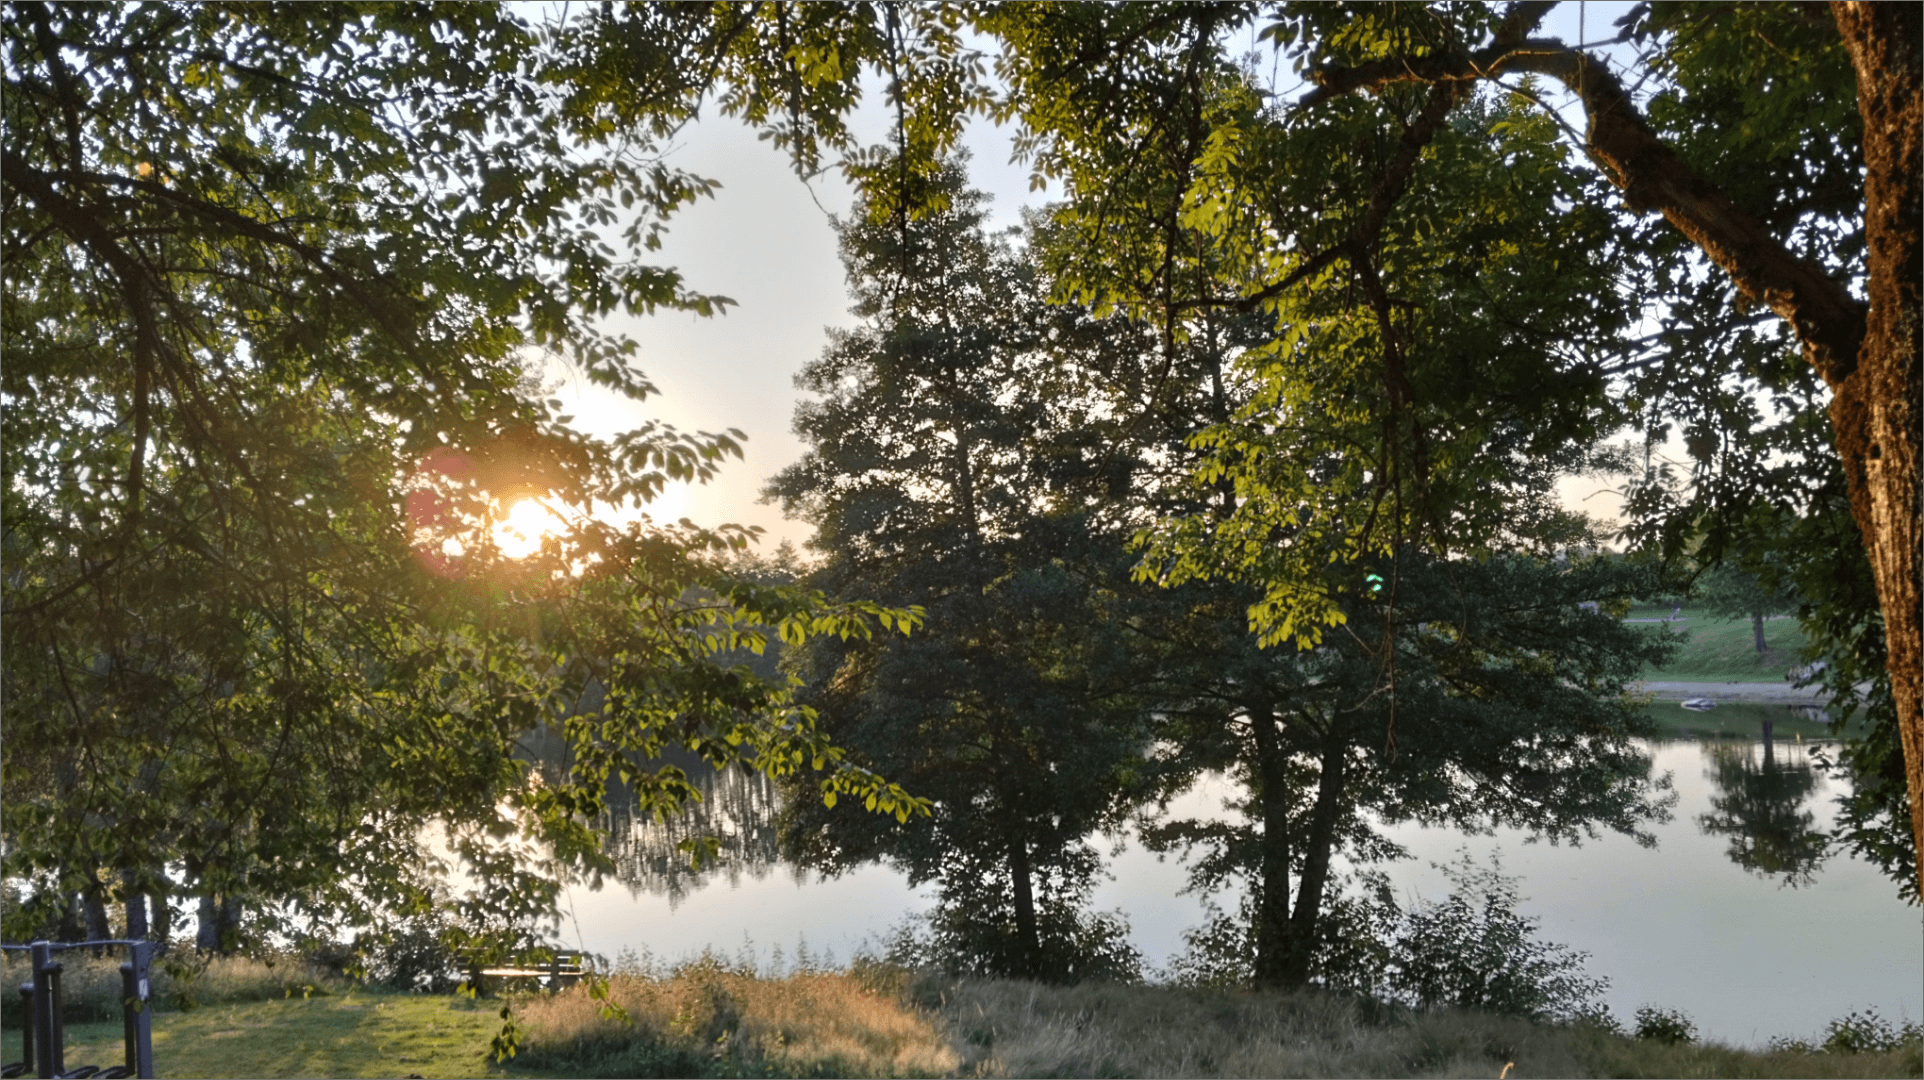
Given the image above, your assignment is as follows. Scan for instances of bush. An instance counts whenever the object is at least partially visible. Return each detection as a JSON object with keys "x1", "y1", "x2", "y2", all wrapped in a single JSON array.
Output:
[
  {"x1": 1164, "y1": 853, "x2": 1609, "y2": 1026},
  {"x1": 1164, "y1": 872, "x2": 1400, "y2": 992},
  {"x1": 0, "y1": 949, "x2": 347, "y2": 1023},
  {"x1": 1385, "y1": 852, "x2": 1608, "y2": 1023},
  {"x1": 1633, "y1": 1005, "x2": 1697, "y2": 1045},
  {"x1": 881, "y1": 898, "x2": 1143, "y2": 985},
  {"x1": 357, "y1": 909, "x2": 465, "y2": 992},
  {"x1": 1820, "y1": 1008, "x2": 1919, "y2": 1055}
]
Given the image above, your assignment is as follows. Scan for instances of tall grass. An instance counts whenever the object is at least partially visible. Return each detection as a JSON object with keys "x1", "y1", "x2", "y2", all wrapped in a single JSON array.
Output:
[
  {"x1": 506, "y1": 958, "x2": 1920, "y2": 1079},
  {"x1": 508, "y1": 954, "x2": 959, "y2": 1078},
  {"x1": 10, "y1": 951, "x2": 1914, "y2": 1077},
  {"x1": 910, "y1": 975, "x2": 1920, "y2": 1078},
  {"x1": 0, "y1": 950, "x2": 350, "y2": 1025}
]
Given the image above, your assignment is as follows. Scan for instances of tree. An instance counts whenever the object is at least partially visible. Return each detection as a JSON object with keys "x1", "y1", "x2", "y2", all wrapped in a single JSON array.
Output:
[
  {"x1": 578, "y1": 0, "x2": 1922, "y2": 900},
  {"x1": 1142, "y1": 549, "x2": 1677, "y2": 991},
  {"x1": 1696, "y1": 562, "x2": 1799, "y2": 654},
  {"x1": 1, "y1": 1, "x2": 923, "y2": 965},
  {"x1": 765, "y1": 168, "x2": 1159, "y2": 982}
]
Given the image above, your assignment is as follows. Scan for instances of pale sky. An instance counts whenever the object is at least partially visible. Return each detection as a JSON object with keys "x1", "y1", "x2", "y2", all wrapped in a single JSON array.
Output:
[{"x1": 552, "y1": 3, "x2": 1645, "y2": 556}]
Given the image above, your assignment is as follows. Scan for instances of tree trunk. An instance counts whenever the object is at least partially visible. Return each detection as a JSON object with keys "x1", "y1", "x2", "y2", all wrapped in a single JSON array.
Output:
[
  {"x1": 82, "y1": 878, "x2": 111, "y2": 942},
  {"x1": 197, "y1": 894, "x2": 221, "y2": 952},
  {"x1": 1831, "y1": 0, "x2": 1924, "y2": 904},
  {"x1": 122, "y1": 869, "x2": 148, "y2": 940},
  {"x1": 1248, "y1": 700, "x2": 1294, "y2": 989},
  {"x1": 1282, "y1": 733, "x2": 1348, "y2": 989},
  {"x1": 1008, "y1": 834, "x2": 1039, "y2": 979},
  {"x1": 151, "y1": 878, "x2": 173, "y2": 951},
  {"x1": 1752, "y1": 612, "x2": 1768, "y2": 655},
  {"x1": 219, "y1": 895, "x2": 244, "y2": 953}
]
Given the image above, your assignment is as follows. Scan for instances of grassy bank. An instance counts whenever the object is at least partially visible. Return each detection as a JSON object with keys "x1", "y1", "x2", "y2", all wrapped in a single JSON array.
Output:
[
  {"x1": 1628, "y1": 606, "x2": 1810, "y2": 684},
  {"x1": 504, "y1": 961, "x2": 1918, "y2": 1079},
  {"x1": 7, "y1": 954, "x2": 1917, "y2": 1078}
]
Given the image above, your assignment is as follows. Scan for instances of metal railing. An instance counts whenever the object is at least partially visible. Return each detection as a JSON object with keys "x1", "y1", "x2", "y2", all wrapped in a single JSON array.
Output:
[{"x1": 1, "y1": 940, "x2": 155, "y2": 1080}]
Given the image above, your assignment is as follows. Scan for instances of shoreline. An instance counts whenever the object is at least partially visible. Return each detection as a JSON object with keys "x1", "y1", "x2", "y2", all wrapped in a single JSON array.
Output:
[{"x1": 1633, "y1": 679, "x2": 1858, "y2": 706}]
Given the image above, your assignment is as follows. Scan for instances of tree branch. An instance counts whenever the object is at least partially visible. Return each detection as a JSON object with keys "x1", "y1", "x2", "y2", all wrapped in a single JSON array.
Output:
[{"x1": 1302, "y1": 33, "x2": 1869, "y2": 387}]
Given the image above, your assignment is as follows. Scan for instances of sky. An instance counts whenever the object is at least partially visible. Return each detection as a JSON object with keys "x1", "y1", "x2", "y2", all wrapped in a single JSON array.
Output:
[{"x1": 551, "y1": 2, "x2": 1649, "y2": 556}]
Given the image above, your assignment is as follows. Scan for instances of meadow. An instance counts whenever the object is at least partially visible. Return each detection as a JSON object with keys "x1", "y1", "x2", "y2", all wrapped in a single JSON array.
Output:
[{"x1": 8, "y1": 953, "x2": 1917, "y2": 1079}]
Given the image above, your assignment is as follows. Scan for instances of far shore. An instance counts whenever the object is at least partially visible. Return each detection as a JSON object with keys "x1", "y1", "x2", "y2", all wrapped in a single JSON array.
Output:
[{"x1": 1634, "y1": 679, "x2": 1868, "y2": 706}]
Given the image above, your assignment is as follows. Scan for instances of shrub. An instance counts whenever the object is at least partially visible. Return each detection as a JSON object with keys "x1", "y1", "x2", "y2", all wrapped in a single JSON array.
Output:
[
  {"x1": 880, "y1": 899, "x2": 1143, "y2": 985},
  {"x1": 1820, "y1": 1008, "x2": 1919, "y2": 1055},
  {"x1": 1163, "y1": 872, "x2": 1398, "y2": 993},
  {"x1": 1385, "y1": 852, "x2": 1608, "y2": 1023},
  {"x1": 0, "y1": 949, "x2": 347, "y2": 1022},
  {"x1": 1633, "y1": 1005, "x2": 1697, "y2": 1045}
]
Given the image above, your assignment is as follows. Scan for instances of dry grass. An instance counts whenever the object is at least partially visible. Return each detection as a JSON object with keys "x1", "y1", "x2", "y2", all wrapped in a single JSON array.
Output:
[
  {"x1": 911, "y1": 976, "x2": 1920, "y2": 1079},
  {"x1": 506, "y1": 962, "x2": 1918, "y2": 1079},
  {"x1": 509, "y1": 957, "x2": 960, "y2": 1077}
]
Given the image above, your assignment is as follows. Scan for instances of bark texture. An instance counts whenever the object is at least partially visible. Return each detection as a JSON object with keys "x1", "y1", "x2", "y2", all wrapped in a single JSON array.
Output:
[{"x1": 1831, "y1": 0, "x2": 1923, "y2": 902}]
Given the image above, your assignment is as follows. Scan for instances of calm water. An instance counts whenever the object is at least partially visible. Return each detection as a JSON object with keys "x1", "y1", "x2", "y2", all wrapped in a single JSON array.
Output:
[{"x1": 550, "y1": 710, "x2": 1922, "y2": 1048}]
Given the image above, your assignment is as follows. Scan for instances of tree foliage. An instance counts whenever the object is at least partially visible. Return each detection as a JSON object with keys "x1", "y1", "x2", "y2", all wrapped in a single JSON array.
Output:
[
  {"x1": 766, "y1": 167, "x2": 1159, "y2": 981},
  {"x1": 580, "y1": 0, "x2": 1921, "y2": 900},
  {"x1": 1, "y1": 1, "x2": 923, "y2": 963}
]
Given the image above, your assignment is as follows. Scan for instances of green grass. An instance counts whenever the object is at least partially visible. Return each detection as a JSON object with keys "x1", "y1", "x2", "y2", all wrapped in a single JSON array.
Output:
[
  {"x1": 1629, "y1": 606, "x2": 1811, "y2": 683},
  {"x1": 9, "y1": 991, "x2": 548, "y2": 1080}
]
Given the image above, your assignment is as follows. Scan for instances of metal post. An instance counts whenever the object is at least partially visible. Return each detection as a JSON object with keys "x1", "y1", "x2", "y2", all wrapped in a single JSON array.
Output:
[
  {"x1": 16, "y1": 981, "x2": 32, "y2": 1074},
  {"x1": 119, "y1": 941, "x2": 153, "y2": 1079},
  {"x1": 28, "y1": 942, "x2": 58, "y2": 1080}
]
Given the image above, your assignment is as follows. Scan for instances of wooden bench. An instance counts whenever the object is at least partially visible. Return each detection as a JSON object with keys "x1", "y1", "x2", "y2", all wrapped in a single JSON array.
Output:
[{"x1": 462, "y1": 951, "x2": 584, "y2": 996}]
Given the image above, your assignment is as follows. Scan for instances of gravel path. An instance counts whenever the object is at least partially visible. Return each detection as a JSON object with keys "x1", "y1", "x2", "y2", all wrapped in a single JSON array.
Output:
[{"x1": 1634, "y1": 680, "x2": 1841, "y2": 705}]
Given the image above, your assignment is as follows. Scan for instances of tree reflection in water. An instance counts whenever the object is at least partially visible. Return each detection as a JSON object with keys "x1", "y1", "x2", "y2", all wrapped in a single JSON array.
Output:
[
  {"x1": 1696, "y1": 718, "x2": 1832, "y2": 887},
  {"x1": 591, "y1": 752, "x2": 789, "y2": 907},
  {"x1": 521, "y1": 725, "x2": 790, "y2": 908}
]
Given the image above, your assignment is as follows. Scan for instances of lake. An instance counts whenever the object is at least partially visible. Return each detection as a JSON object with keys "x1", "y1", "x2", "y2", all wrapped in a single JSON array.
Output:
[{"x1": 547, "y1": 707, "x2": 1923, "y2": 1049}]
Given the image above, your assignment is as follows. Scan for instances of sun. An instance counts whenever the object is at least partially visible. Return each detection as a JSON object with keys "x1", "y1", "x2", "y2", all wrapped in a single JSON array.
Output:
[{"x1": 492, "y1": 497, "x2": 564, "y2": 559}]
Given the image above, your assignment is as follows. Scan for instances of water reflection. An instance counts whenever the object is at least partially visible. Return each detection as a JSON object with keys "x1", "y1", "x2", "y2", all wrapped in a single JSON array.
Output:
[
  {"x1": 1695, "y1": 720, "x2": 1831, "y2": 887},
  {"x1": 520, "y1": 725, "x2": 788, "y2": 909},
  {"x1": 590, "y1": 755, "x2": 787, "y2": 907}
]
